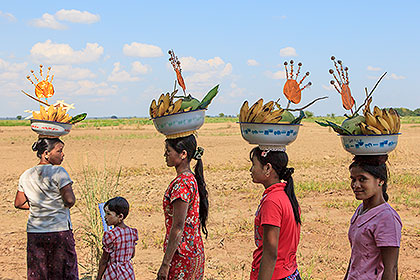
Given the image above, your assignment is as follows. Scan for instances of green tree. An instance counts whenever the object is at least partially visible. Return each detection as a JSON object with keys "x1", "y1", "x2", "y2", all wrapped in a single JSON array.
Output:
[
  {"x1": 304, "y1": 111, "x2": 314, "y2": 118},
  {"x1": 16, "y1": 115, "x2": 22, "y2": 120}
]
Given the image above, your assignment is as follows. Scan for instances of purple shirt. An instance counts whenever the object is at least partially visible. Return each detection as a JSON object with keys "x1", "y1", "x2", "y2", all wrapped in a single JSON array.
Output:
[{"x1": 347, "y1": 202, "x2": 402, "y2": 280}]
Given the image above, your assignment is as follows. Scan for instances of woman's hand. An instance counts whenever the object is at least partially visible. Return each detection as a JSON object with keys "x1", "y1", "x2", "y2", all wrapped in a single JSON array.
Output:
[{"x1": 156, "y1": 263, "x2": 170, "y2": 280}]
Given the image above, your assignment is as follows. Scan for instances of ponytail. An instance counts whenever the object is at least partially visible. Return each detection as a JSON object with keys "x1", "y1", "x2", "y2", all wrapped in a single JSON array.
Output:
[{"x1": 194, "y1": 157, "x2": 209, "y2": 237}]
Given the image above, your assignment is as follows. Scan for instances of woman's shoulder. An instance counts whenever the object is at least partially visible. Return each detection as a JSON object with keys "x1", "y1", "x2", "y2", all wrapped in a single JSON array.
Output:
[{"x1": 378, "y1": 203, "x2": 402, "y2": 223}]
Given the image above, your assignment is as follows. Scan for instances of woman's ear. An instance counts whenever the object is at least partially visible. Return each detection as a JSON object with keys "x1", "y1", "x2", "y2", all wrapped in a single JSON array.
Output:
[
  {"x1": 180, "y1": 150, "x2": 188, "y2": 160},
  {"x1": 43, "y1": 150, "x2": 49, "y2": 160},
  {"x1": 264, "y1": 163, "x2": 272, "y2": 176}
]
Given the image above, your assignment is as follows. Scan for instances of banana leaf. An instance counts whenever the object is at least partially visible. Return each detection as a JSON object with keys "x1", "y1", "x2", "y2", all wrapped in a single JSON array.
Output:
[
  {"x1": 198, "y1": 84, "x2": 219, "y2": 109},
  {"x1": 69, "y1": 113, "x2": 87, "y2": 124},
  {"x1": 315, "y1": 120, "x2": 352, "y2": 135},
  {"x1": 290, "y1": 110, "x2": 305, "y2": 124}
]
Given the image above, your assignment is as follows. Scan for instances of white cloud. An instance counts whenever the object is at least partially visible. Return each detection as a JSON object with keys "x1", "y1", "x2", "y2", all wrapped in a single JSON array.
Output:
[
  {"x1": 180, "y1": 56, "x2": 225, "y2": 72},
  {"x1": 279, "y1": 47, "x2": 297, "y2": 57},
  {"x1": 388, "y1": 73, "x2": 406, "y2": 80},
  {"x1": 52, "y1": 65, "x2": 96, "y2": 80},
  {"x1": 131, "y1": 61, "x2": 150, "y2": 74},
  {"x1": 31, "y1": 13, "x2": 67, "y2": 30},
  {"x1": 0, "y1": 58, "x2": 28, "y2": 82},
  {"x1": 31, "y1": 9, "x2": 99, "y2": 29},
  {"x1": 229, "y1": 82, "x2": 245, "y2": 97},
  {"x1": 265, "y1": 70, "x2": 286, "y2": 80},
  {"x1": 322, "y1": 84, "x2": 334, "y2": 91},
  {"x1": 30, "y1": 40, "x2": 104, "y2": 64},
  {"x1": 55, "y1": 80, "x2": 118, "y2": 96},
  {"x1": 247, "y1": 59, "x2": 259, "y2": 66},
  {"x1": 0, "y1": 11, "x2": 17, "y2": 22},
  {"x1": 108, "y1": 62, "x2": 139, "y2": 82},
  {"x1": 367, "y1": 65, "x2": 382, "y2": 71},
  {"x1": 55, "y1": 9, "x2": 100, "y2": 24},
  {"x1": 123, "y1": 42, "x2": 163, "y2": 58}
]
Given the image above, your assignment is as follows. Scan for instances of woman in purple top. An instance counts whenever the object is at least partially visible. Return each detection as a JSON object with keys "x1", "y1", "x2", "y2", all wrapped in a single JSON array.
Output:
[{"x1": 344, "y1": 155, "x2": 402, "y2": 280}]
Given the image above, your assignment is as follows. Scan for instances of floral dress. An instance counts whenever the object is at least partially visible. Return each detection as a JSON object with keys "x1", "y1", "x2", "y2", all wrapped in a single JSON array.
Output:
[
  {"x1": 102, "y1": 226, "x2": 138, "y2": 280},
  {"x1": 163, "y1": 172, "x2": 205, "y2": 280}
]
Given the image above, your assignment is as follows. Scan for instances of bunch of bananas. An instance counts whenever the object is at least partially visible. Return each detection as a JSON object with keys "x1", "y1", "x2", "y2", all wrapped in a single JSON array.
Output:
[
  {"x1": 360, "y1": 106, "x2": 400, "y2": 135},
  {"x1": 32, "y1": 105, "x2": 72, "y2": 123},
  {"x1": 149, "y1": 92, "x2": 191, "y2": 118},
  {"x1": 239, "y1": 99, "x2": 297, "y2": 123}
]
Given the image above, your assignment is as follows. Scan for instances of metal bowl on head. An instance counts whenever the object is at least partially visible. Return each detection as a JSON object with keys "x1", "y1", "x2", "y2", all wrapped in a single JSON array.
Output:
[
  {"x1": 239, "y1": 122, "x2": 301, "y2": 150},
  {"x1": 152, "y1": 109, "x2": 206, "y2": 138},
  {"x1": 30, "y1": 119, "x2": 72, "y2": 137},
  {"x1": 340, "y1": 134, "x2": 400, "y2": 155}
]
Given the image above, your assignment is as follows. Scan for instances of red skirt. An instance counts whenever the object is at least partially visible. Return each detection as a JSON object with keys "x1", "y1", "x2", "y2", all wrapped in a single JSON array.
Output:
[
  {"x1": 168, "y1": 251, "x2": 205, "y2": 280},
  {"x1": 27, "y1": 230, "x2": 79, "y2": 280}
]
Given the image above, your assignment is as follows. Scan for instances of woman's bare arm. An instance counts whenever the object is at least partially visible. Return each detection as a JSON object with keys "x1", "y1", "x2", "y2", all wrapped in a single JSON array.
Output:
[{"x1": 14, "y1": 191, "x2": 29, "y2": 210}]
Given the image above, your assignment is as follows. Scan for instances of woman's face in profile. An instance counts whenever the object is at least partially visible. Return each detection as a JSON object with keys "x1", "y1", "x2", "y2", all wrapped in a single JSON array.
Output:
[{"x1": 46, "y1": 143, "x2": 65, "y2": 165}]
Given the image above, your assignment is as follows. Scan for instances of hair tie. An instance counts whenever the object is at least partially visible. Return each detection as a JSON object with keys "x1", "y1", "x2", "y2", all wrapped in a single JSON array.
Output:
[
  {"x1": 193, "y1": 147, "x2": 204, "y2": 160},
  {"x1": 282, "y1": 167, "x2": 294, "y2": 180}
]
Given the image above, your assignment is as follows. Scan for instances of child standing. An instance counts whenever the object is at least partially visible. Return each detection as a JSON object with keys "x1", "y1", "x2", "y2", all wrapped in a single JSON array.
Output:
[{"x1": 97, "y1": 197, "x2": 138, "y2": 280}]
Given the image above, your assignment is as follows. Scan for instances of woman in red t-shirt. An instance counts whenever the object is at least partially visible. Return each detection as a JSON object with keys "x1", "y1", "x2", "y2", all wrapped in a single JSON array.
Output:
[
  {"x1": 157, "y1": 134, "x2": 209, "y2": 280},
  {"x1": 249, "y1": 147, "x2": 302, "y2": 280}
]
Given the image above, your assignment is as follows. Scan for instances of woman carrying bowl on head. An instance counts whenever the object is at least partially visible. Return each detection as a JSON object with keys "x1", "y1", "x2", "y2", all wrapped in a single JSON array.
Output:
[
  {"x1": 344, "y1": 155, "x2": 401, "y2": 280},
  {"x1": 157, "y1": 134, "x2": 209, "y2": 280},
  {"x1": 249, "y1": 147, "x2": 301, "y2": 280},
  {"x1": 14, "y1": 137, "x2": 78, "y2": 280}
]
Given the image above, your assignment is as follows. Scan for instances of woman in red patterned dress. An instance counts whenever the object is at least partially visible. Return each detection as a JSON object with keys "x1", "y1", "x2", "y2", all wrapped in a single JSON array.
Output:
[{"x1": 157, "y1": 134, "x2": 209, "y2": 280}]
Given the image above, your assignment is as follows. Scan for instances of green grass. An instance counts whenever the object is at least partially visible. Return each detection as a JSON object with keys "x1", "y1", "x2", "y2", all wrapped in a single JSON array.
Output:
[{"x1": 0, "y1": 119, "x2": 31, "y2": 126}]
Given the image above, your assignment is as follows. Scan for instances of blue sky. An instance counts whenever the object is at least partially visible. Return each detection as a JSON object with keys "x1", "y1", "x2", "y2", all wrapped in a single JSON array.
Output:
[{"x1": 1, "y1": 0, "x2": 419, "y2": 117}]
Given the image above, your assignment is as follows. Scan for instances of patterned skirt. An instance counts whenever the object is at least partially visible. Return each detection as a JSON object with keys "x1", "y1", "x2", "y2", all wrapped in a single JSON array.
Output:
[
  {"x1": 27, "y1": 230, "x2": 79, "y2": 280},
  {"x1": 168, "y1": 251, "x2": 205, "y2": 280}
]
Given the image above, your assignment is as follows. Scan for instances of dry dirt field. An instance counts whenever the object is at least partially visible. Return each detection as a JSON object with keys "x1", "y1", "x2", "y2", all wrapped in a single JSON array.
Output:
[{"x1": 0, "y1": 122, "x2": 419, "y2": 279}]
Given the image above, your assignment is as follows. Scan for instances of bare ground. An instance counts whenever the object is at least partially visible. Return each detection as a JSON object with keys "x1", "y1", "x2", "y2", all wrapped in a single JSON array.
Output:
[{"x1": 0, "y1": 122, "x2": 419, "y2": 279}]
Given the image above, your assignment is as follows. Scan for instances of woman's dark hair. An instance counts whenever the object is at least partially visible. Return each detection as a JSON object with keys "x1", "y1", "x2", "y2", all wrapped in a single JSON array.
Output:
[
  {"x1": 166, "y1": 134, "x2": 209, "y2": 238},
  {"x1": 250, "y1": 147, "x2": 301, "y2": 225},
  {"x1": 32, "y1": 138, "x2": 64, "y2": 159},
  {"x1": 105, "y1": 197, "x2": 130, "y2": 219},
  {"x1": 349, "y1": 155, "x2": 389, "y2": 202}
]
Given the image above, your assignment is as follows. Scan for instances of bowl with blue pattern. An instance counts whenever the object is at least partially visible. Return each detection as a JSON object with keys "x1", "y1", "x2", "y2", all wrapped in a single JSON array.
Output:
[
  {"x1": 239, "y1": 122, "x2": 301, "y2": 150},
  {"x1": 340, "y1": 134, "x2": 400, "y2": 155},
  {"x1": 153, "y1": 109, "x2": 206, "y2": 138}
]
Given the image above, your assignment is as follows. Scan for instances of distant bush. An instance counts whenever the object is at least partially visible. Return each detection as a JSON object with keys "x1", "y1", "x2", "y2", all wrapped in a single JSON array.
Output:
[{"x1": 393, "y1": 107, "x2": 420, "y2": 116}]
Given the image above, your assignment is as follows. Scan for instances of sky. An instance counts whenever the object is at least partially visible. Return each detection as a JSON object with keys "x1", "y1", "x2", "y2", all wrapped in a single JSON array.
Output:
[{"x1": 1, "y1": 0, "x2": 419, "y2": 118}]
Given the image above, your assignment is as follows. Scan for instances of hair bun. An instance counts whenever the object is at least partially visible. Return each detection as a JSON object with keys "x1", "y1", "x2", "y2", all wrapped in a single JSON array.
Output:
[
  {"x1": 353, "y1": 155, "x2": 388, "y2": 166},
  {"x1": 32, "y1": 141, "x2": 39, "y2": 151}
]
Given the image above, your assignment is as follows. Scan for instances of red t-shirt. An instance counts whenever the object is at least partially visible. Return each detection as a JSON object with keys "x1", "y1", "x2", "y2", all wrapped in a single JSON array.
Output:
[{"x1": 251, "y1": 183, "x2": 301, "y2": 279}]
